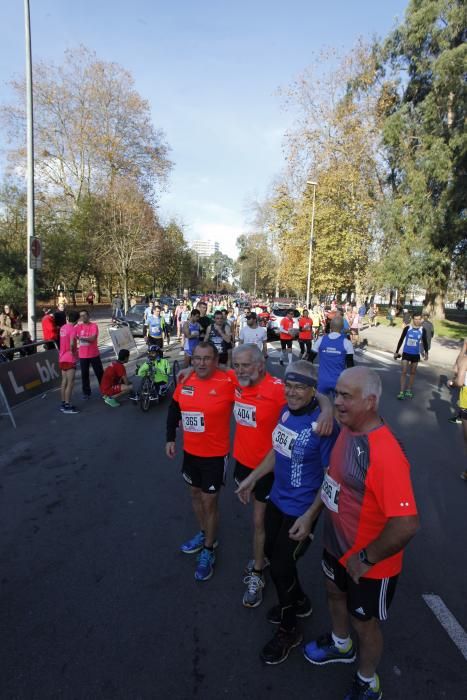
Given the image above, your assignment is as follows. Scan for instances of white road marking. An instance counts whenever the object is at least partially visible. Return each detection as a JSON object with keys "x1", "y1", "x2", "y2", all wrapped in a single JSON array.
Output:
[{"x1": 422, "y1": 594, "x2": 467, "y2": 662}]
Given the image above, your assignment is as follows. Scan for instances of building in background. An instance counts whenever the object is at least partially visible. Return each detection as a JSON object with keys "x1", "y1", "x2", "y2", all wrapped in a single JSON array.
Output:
[{"x1": 191, "y1": 240, "x2": 220, "y2": 257}]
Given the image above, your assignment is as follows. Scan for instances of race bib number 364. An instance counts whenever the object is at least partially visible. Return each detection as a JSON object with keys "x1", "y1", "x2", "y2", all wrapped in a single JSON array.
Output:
[
  {"x1": 272, "y1": 424, "x2": 298, "y2": 458},
  {"x1": 321, "y1": 472, "x2": 340, "y2": 513},
  {"x1": 181, "y1": 411, "x2": 205, "y2": 432}
]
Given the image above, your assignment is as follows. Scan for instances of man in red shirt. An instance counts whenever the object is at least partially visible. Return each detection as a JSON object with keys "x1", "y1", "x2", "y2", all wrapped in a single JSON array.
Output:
[
  {"x1": 298, "y1": 308, "x2": 313, "y2": 359},
  {"x1": 41, "y1": 308, "x2": 58, "y2": 349},
  {"x1": 100, "y1": 349, "x2": 132, "y2": 407},
  {"x1": 166, "y1": 341, "x2": 236, "y2": 582},
  {"x1": 291, "y1": 367, "x2": 419, "y2": 700},
  {"x1": 279, "y1": 309, "x2": 296, "y2": 366}
]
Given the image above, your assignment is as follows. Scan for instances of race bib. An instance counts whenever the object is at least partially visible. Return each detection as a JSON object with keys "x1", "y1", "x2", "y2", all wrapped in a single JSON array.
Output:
[
  {"x1": 272, "y1": 424, "x2": 298, "y2": 458},
  {"x1": 321, "y1": 472, "x2": 340, "y2": 513},
  {"x1": 406, "y1": 338, "x2": 418, "y2": 347},
  {"x1": 234, "y1": 402, "x2": 257, "y2": 427},
  {"x1": 181, "y1": 411, "x2": 205, "y2": 432}
]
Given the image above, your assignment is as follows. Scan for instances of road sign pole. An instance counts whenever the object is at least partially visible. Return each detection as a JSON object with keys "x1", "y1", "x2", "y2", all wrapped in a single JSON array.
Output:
[{"x1": 24, "y1": 0, "x2": 36, "y2": 340}]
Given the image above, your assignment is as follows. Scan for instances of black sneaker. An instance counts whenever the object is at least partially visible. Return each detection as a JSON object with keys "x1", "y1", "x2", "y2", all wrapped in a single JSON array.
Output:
[
  {"x1": 62, "y1": 405, "x2": 80, "y2": 414},
  {"x1": 448, "y1": 416, "x2": 462, "y2": 425},
  {"x1": 267, "y1": 596, "x2": 312, "y2": 624},
  {"x1": 260, "y1": 626, "x2": 303, "y2": 665}
]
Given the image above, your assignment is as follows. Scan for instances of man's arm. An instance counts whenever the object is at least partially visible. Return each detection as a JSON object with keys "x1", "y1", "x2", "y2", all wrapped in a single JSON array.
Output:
[
  {"x1": 165, "y1": 398, "x2": 182, "y2": 459},
  {"x1": 395, "y1": 325, "x2": 409, "y2": 354},
  {"x1": 346, "y1": 514, "x2": 420, "y2": 583},
  {"x1": 314, "y1": 393, "x2": 334, "y2": 436}
]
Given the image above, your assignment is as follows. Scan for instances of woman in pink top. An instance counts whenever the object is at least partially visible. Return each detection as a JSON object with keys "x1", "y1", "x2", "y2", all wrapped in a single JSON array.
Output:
[
  {"x1": 58, "y1": 310, "x2": 80, "y2": 413},
  {"x1": 75, "y1": 310, "x2": 104, "y2": 398}
]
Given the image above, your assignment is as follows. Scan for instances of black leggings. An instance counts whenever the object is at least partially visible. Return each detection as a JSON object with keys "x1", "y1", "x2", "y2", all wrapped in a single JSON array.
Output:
[
  {"x1": 264, "y1": 500, "x2": 311, "y2": 630},
  {"x1": 299, "y1": 339, "x2": 311, "y2": 356}
]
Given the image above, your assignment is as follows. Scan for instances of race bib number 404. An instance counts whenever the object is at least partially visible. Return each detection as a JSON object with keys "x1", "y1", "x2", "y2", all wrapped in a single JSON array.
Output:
[
  {"x1": 233, "y1": 402, "x2": 257, "y2": 427},
  {"x1": 181, "y1": 411, "x2": 205, "y2": 432},
  {"x1": 321, "y1": 472, "x2": 340, "y2": 513},
  {"x1": 272, "y1": 424, "x2": 298, "y2": 459}
]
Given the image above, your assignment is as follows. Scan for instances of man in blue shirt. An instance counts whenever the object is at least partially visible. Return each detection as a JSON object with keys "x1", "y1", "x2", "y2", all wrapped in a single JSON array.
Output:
[
  {"x1": 237, "y1": 360, "x2": 339, "y2": 665},
  {"x1": 312, "y1": 315, "x2": 354, "y2": 395},
  {"x1": 147, "y1": 306, "x2": 165, "y2": 349},
  {"x1": 394, "y1": 313, "x2": 428, "y2": 399}
]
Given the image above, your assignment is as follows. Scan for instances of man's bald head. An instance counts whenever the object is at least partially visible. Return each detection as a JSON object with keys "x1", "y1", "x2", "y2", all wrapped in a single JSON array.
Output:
[{"x1": 338, "y1": 366, "x2": 382, "y2": 404}]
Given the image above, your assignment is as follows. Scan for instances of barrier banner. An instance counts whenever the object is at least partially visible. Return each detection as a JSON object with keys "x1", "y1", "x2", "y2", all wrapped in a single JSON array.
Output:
[
  {"x1": 108, "y1": 326, "x2": 138, "y2": 358},
  {"x1": 0, "y1": 349, "x2": 61, "y2": 407}
]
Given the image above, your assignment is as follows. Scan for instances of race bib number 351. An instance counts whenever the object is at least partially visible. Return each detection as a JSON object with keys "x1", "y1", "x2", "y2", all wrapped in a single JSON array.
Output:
[
  {"x1": 321, "y1": 472, "x2": 340, "y2": 513},
  {"x1": 181, "y1": 411, "x2": 205, "y2": 432},
  {"x1": 272, "y1": 424, "x2": 298, "y2": 458}
]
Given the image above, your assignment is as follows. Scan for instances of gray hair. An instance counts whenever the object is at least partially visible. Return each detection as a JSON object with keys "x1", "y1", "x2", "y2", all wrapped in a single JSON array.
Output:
[
  {"x1": 232, "y1": 343, "x2": 265, "y2": 366},
  {"x1": 360, "y1": 369, "x2": 382, "y2": 404}
]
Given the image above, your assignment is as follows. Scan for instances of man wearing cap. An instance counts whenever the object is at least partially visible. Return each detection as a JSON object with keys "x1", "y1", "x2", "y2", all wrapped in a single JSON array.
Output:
[
  {"x1": 237, "y1": 360, "x2": 339, "y2": 665},
  {"x1": 239, "y1": 312, "x2": 267, "y2": 357}
]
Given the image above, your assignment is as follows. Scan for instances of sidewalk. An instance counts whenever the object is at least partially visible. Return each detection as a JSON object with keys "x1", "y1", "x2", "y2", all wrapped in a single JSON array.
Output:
[{"x1": 359, "y1": 324, "x2": 462, "y2": 371}]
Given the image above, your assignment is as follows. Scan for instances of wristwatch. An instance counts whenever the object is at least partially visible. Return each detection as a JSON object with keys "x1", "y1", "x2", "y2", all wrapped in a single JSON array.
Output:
[{"x1": 358, "y1": 549, "x2": 375, "y2": 567}]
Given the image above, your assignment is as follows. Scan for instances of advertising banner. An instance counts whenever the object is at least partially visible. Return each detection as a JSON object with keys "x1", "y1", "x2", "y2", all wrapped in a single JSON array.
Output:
[
  {"x1": 0, "y1": 349, "x2": 60, "y2": 407},
  {"x1": 108, "y1": 326, "x2": 138, "y2": 358}
]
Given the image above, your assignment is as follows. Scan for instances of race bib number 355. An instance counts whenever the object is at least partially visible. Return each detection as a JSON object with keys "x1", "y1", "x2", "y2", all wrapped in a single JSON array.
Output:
[
  {"x1": 272, "y1": 424, "x2": 298, "y2": 458},
  {"x1": 234, "y1": 402, "x2": 257, "y2": 427},
  {"x1": 321, "y1": 472, "x2": 340, "y2": 513},
  {"x1": 181, "y1": 411, "x2": 205, "y2": 432}
]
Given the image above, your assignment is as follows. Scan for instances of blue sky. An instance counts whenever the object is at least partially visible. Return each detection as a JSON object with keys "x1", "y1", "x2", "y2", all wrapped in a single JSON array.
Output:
[{"x1": 0, "y1": 0, "x2": 409, "y2": 258}]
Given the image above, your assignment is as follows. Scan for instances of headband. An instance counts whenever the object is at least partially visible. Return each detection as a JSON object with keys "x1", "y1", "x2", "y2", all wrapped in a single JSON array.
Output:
[{"x1": 284, "y1": 371, "x2": 316, "y2": 387}]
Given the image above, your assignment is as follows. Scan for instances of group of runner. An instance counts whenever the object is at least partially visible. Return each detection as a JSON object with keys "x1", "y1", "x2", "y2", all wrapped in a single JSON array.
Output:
[{"x1": 165, "y1": 338, "x2": 420, "y2": 700}]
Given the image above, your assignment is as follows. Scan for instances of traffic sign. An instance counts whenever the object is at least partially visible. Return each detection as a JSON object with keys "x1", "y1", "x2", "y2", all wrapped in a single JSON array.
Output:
[{"x1": 30, "y1": 236, "x2": 42, "y2": 270}]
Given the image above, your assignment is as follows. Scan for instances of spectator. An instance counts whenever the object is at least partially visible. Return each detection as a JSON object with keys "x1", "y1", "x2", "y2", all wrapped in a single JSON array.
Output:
[
  {"x1": 0, "y1": 304, "x2": 16, "y2": 350},
  {"x1": 41, "y1": 308, "x2": 58, "y2": 350},
  {"x1": 422, "y1": 313, "x2": 434, "y2": 351},
  {"x1": 75, "y1": 309, "x2": 104, "y2": 399},
  {"x1": 86, "y1": 291, "x2": 95, "y2": 305}
]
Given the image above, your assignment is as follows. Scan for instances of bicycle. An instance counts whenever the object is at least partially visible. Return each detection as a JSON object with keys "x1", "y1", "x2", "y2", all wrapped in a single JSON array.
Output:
[{"x1": 138, "y1": 358, "x2": 180, "y2": 412}]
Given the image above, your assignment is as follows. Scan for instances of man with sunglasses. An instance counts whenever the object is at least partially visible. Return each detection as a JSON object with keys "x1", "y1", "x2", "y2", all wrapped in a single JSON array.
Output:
[
  {"x1": 238, "y1": 311, "x2": 267, "y2": 357},
  {"x1": 166, "y1": 341, "x2": 236, "y2": 582},
  {"x1": 236, "y1": 361, "x2": 339, "y2": 664}
]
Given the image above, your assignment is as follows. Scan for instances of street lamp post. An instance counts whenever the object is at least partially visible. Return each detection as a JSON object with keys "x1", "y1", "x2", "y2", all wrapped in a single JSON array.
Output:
[
  {"x1": 24, "y1": 0, "x2": 36, "y2": 339},
  {"x1": 305, "y1": 180, "x2": 317, "y2": 309}
]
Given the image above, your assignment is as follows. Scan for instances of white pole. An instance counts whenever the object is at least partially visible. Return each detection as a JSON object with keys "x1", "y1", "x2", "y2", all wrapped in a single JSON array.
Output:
[
  {"x1": 24, "y1": 0, "x2": 36, "y2": 340},
  {"x1": 305, "y1": 182, "x2": 317, "y2": 309}
]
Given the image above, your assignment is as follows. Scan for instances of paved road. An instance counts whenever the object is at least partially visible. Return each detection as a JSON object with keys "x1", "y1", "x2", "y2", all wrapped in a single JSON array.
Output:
[{"x1": 1, "y1": 340, "x2": 466, "y2": 699}]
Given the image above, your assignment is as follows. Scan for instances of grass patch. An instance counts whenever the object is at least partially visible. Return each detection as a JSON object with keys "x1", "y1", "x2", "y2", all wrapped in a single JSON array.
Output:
[{"x1": 434, "y1": 319, "x2": 467, "y2": 341}]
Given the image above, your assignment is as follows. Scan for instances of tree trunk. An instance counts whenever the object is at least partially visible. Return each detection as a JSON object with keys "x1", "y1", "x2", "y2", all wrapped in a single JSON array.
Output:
[
  {"x1": 95, "y1": 275, "x2": 102, "y2": 303},
  {"x1": 423, "y1": 290, "x2": 446, "y2": 320},
  {"x1": 122, "y1": 272, "x2": 129, "y2": 313}
]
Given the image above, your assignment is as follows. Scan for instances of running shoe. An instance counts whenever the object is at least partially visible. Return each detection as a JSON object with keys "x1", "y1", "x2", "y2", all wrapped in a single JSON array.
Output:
[
  {"x1": 260, "y1": 627, "x2": 303, "y2": 665},
  {"x1": 244, "y1": 557, "x2": 270, "y2": 575},
  {"x1": 404, "y1": 390, "x2": 414, "y2": 398},
  {"x1": 460, "y1": 471, "x2": 467, "y2": 481},
  {"x1": 103, "y1": 396, "x2": 120, "y2": 408},
  {"x1": 243, "y1": 572, "x2": 265, "y2": 608},
  {"x1": 396, "y1": 391, "x2": 405, "y2": 400},
  {"x1": 344, "y1": 673, "x2": 382, "y2": 699},
  {"x1": 448, "y1": 416, "x2": 462, "y2": 424},
  {"x1": 194, "y1": 548, "x2": 215, "y2": 581},
  {"x1": 180, "y1": 531, "x2": 218, "y2": 555},
  {"x1": 303, "y1": 633, "x2": 356, "y2": 665},
  {"x1": 62, "y1": 404, "x2": 80, "y2": 414},
  {"x1": 81, "y1": 394, "x2": 91, "y2": 400},
  {"x1": 267, "y1": 596, "x2": 312, "y2": 624}
]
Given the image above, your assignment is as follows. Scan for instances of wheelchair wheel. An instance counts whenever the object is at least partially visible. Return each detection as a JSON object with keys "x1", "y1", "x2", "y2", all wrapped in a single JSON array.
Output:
[{"x1": 140, "y1": 378, "x2": 152, "y2": 412}]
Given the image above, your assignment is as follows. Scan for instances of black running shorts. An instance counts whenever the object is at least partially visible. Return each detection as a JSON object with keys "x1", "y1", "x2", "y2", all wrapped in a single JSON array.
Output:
[
  {"x1": 321, "y1": 549, "x2": 398, "y2": 622},
  {"x1": 182, "y1": 451, "x2": 228, "y2": 494},
  {"x1": 280, "y1": 339, "x2": 293, "y2": 350},
  {"x1": 234, "y1": 461, "x2": 274, "y2": 503},
  {"x1": 401, "y1": 352, "x2": 420, "y2": 363}
]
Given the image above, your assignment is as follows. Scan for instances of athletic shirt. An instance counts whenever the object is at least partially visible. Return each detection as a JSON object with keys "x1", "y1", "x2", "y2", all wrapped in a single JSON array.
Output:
[
  {"x1": 173, "y1": 369, "x2": 236, "y2": 457},
  {"x1": 317, "y1": 334, "x2": 347, "y2": 394},
  {"x1": 100, "y1": 361, "x2": 126, "y2": 395},
  {"x1": 403, "y1": 326, "x2": 423, "y2": 355},
  {"x1": 298, "y1": 317, "x2": 312, "y2": 340},
  {"x1": 269, "y1": 402, "x2": 339, "y2": 517},
  {"x1": 76, "y1": 322, "x2": 99, "y2": 359},
  {"x1": 322, "y1": 424, "x2": 418, "y2": 579},
  {"x1": 209, "y1": 324, "x2": 228, "y2": 354},
  {"x1": 59, "y1": 323, "x2": 77, "y2": 363},
  {"x1": 459, "y1": 369, "x2": 467, "y2": 410},
  {"x1": 184, "y1": 322, "x2": 201, "y2": 355},
  {"x1": 279, "y1": 317, "x2": 294, "y2": 340},
  {"x1": 148, "y1": 316, "x2": 164, "y2": 338},
  {"x1": 233, "y1": 373, "x2": 286, "y2": 469},
  {"x1": 163, "y1": 310, "x2": 173, "y2": 325}
]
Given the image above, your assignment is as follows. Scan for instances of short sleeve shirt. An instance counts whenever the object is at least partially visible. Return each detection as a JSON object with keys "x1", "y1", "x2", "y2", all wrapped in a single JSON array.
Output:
[
  {"x1": 279, "y1": 317, "x2": 294, "y2": 340},
  {"x1": 100, "y1": 362, "x2": 126, "y2": 394},
  {"x1": 76, "y1": 322, "x2": 99, "y2": 358},
  {"x1": 322, "y1": 424, "x2": 418, "y2": 579},
  {"x1": 173, "y1": 369, "x2": 236, "y2": 457},
  {"x1": 59, "y1": 323, "x2": 78, "y2": 363},
  {"x1": 232, "y1": 373, "x2": 286, "y2": 469},
  {"x1": 239, "y1": 325, "x2": 267, "y2": 349}
]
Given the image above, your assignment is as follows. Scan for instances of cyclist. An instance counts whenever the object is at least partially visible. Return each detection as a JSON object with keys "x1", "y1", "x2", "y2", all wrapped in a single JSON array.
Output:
[{"x1": 133, "y1": 345, "x2": 171, "y2": 401}]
